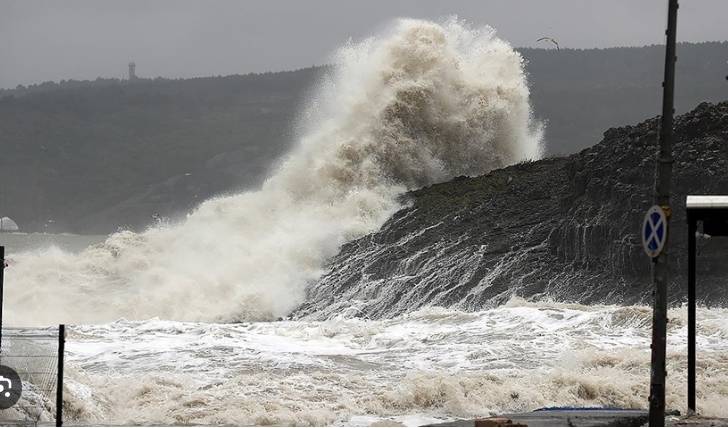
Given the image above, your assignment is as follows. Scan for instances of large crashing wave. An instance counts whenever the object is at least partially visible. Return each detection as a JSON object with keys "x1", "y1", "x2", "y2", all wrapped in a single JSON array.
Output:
[{"x1": 8, "y1": 18, "x2": 542, "y2": 325}]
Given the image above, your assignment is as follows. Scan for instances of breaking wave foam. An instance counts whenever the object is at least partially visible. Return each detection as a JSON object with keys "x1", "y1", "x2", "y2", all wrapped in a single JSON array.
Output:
[
  {"x1": 62, "y1": 301, "x2": 728, "y2": 425},
  {"x1": 6, "y1": 18, "x2": 541, "y2": 325}
]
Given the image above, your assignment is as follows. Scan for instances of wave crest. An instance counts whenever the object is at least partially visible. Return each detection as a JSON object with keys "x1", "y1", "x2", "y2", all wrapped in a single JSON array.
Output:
[{"x1": 7, "y1": 18, "x2": 541, "y2": 325}]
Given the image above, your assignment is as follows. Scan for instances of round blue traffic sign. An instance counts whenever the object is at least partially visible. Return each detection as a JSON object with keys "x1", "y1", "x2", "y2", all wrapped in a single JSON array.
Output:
[{"x1": 643, "y1": 205, "x2": 668, "y2": 258}]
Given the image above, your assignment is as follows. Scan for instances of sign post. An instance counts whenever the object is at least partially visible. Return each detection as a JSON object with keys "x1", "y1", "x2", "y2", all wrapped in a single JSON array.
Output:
[{"x1": 648, "y1": 0, "x2": 679, "y2": 426}]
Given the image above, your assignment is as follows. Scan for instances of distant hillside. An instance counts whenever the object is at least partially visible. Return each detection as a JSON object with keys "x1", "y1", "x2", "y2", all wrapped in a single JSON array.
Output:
[
  {"x1": 0, "y1": 68, "x2": 323, "y2": 233},
  {"x1": 521, "y1": 42, "x2": 728, "y2": 154},
  {"x1": 0, "y1": 42, "x2": 726, "y2": 234}
]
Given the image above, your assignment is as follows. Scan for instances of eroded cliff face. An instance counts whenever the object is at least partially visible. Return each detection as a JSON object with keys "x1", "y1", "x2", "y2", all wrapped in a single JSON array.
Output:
[{"x1": 295, "y1": 102, "x2": 728, "y2": 320}]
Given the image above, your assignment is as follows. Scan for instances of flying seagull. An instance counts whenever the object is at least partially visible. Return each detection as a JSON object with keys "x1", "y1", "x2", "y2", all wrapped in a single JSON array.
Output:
[{"x1": 537, "y1": 37, "x2": 560, "y2": 50}]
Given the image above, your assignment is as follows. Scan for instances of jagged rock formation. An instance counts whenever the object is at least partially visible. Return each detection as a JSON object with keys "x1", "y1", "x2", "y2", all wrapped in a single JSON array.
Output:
[{"x1": 295, "y1": 102, "x2": 728, "y2": 319}]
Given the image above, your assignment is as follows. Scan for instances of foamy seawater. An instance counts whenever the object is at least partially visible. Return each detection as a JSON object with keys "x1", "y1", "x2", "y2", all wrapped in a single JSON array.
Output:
[
  {"x1": 0, "y1": 232, "x2": 105, "y2": 254},
  {"x1": 5, "y1": 17, "x2": 542, "y2": 327},
  {"x1": 62, "y1": 301, "x2": 728, "y2": 425}
]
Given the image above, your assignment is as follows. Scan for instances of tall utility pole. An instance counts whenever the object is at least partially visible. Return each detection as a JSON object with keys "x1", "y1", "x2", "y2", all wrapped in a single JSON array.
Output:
[{"x1": 648, "y1": 0, "x2": 679, "y2": 426}]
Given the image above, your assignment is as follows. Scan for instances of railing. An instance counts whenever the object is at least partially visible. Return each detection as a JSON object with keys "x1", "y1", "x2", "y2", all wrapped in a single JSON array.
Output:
[
  {"x1": 0, "y1": 246, "x2": 65, "y2": 426},
  {"x1": 0, "y1": 327, "x2": 62, "y2": 426}
]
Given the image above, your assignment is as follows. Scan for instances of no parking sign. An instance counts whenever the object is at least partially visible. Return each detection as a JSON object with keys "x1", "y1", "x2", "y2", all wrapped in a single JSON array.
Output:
[{"x1": 642, "y1": 205, "x2": 668, "y2": 258}]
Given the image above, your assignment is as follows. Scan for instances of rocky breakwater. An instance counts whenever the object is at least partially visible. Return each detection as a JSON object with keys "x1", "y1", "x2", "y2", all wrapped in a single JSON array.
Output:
[{"x1": 295, "y1": 101, "x2": 728, "y2": 320}]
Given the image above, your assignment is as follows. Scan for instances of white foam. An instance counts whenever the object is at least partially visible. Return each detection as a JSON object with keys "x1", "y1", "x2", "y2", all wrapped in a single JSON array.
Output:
[
  {"x1": 62, "y1": 301, "x2": 728, "y2": 425},
  {"x1": 6, "y1": 18, "x2": 541, "y2": 326}
]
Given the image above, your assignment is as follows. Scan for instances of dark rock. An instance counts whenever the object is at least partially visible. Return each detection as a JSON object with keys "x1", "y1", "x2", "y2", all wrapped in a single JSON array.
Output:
[{"x1": 294, "y1": 101, "x2": 728, "y2": 320}]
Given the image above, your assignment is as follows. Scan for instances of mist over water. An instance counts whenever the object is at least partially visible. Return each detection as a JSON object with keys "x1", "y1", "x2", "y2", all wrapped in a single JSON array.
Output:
[{"x1": 7, "y1": 18, "x2": 541, "y2": 325}]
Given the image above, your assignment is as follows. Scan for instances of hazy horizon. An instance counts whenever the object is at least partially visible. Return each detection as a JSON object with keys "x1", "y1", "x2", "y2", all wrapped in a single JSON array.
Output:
[{"x1": 2, "y1": 0, "x2": 728, "y2": 90}]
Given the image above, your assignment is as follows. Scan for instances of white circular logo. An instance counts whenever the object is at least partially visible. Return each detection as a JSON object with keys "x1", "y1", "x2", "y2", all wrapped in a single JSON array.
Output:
[{"x1": 0, "y1": 365, "x2": 22, "y2": 409}]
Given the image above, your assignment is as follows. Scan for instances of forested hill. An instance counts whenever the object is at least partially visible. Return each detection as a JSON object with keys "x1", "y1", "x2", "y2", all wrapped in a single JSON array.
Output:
[
  {"x1": 0, "y1": 68, "x2": 323, "y2": 233},
  {"x1": 522, "y1": 42, "x2": 728, "y2": 154},
  {"x1": 1, "y1": 42, "x2": 726, "y2": 234}
]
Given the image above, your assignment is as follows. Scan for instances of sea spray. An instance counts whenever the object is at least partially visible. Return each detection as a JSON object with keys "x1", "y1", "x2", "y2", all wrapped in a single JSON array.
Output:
[
  {"x1": 62, "y1": 301, "x2": 728, "y2": 425},
  {"x1": 7, "y1": 18, "x2": 542, "y2": 325}
]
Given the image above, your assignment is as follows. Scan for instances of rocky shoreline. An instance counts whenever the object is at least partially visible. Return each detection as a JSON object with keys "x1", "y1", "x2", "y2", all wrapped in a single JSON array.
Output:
[{"x1": 296, "y1": 101, "x2": 728, "y2": 319}]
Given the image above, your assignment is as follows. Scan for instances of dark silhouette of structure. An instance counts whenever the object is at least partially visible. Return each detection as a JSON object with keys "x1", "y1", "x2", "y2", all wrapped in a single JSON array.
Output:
[{"x1": 686, "y1": 196, "x2": 728, "y2": 415}]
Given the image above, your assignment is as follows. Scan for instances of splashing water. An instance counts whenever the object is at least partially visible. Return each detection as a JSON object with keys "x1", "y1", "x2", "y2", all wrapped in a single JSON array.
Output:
[
  {"x1": 6, "y1": 18, "x2": 541, "y2": 325},
  {"x1": 61, "y1": 301, "x2": 728, "y2": 425}
]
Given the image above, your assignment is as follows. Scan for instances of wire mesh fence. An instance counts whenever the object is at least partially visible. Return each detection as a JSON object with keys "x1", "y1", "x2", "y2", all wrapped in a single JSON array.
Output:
[{"x1": 0, "y1": 327, "x2": 60, "y2": 426}]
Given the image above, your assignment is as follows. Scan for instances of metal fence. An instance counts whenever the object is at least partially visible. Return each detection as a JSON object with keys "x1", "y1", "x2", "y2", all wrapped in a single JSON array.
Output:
[
  {"x1": 0, "y1": 247, "x2": 64, "y2": 426},
  {"x1": 0, "y1": 327, "x2": 61, "y2": 427}
]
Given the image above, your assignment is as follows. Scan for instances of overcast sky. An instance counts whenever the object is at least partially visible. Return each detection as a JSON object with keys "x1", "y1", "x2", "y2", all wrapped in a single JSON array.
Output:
[{"x1": 1, "y1": 0, "x2": 727, "y2": 89}]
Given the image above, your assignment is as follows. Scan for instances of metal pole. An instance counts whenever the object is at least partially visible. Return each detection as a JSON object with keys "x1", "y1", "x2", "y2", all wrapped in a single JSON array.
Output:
[
  {"x1": 0, "y1": 246, "x2": 4, "y2": 352},
  {"x1": 56, "y1": 324, "x2": 65, "y2": 427},
  {"x1": 649, "y1": 0, "x2": 678, "y2": 426},
  {"x1": 687, "y1": 218, "x2": 696, "y2": 414}
]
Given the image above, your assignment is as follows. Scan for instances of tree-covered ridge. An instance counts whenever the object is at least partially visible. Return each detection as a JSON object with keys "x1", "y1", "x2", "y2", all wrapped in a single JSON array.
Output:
[
  {"x1": 0, "y1": 43, "x2": 726, "y2": 234},
  {"x1": 0, "y1": 67, "x2": 325, "y2": 233},
  {"x1": 521, "y1": 42, "x2": 728, "y2": 154}
]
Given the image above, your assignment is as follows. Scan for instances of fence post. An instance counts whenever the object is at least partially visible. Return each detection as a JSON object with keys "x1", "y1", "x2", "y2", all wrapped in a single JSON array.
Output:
[
  {"x1": 0, "y1": 245, "x2": 4, "y2": 352},
  {"x1": 56, "y1": 324, "x2": 65, "y2": 427},
  {"x1": 687, "y1": 216, "x2": 697, "y2": 413}
]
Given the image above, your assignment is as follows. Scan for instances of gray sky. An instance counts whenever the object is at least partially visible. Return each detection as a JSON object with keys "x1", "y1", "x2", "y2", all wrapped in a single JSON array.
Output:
[{"x1": 1, "y1": 0, "x2": 727, "y2": 89}]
